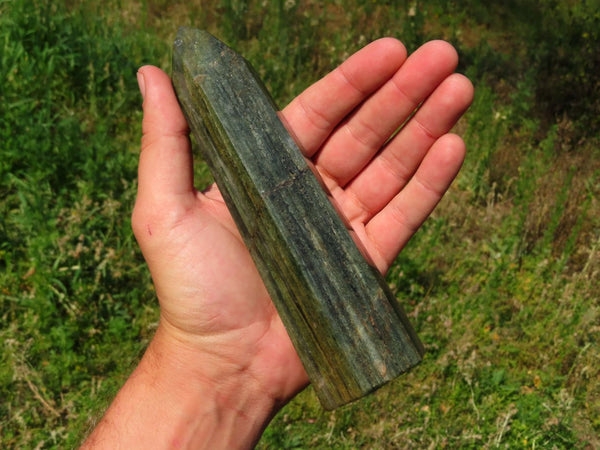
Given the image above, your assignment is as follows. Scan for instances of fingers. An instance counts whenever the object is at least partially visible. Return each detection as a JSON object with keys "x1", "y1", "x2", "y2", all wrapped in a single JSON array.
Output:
[
  {"x1": 340, "y1": 73, "x2": 474, "y2": 223},
  {"x1": 313, "y1": 40, "x2": 460, "y2": 187},
  {"x1": 132, "y1": 66, "x2": 195, "y2": 240},
  {"x1": 365, "y1": 133, "x2": 466, "y2": 271},
  {"x1": 281, "y1": 37, "x2": 407, "y2": 156}
]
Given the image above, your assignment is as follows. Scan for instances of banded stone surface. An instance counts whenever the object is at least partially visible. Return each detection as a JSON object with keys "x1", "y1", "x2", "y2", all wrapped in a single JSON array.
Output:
[{"x1": 172, "y1": 27, "x2": 424, "y2": 409}]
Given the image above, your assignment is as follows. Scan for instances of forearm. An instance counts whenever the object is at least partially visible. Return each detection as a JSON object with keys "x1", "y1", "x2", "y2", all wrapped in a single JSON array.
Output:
[{"x1": 81, "y1": 325, "x2": 277, "y2": 449}]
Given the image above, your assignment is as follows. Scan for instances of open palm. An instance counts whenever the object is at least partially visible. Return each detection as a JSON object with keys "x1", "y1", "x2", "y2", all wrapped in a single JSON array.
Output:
[{"x1": 131, "y1": 38, "x2": 473, "y2": 406}]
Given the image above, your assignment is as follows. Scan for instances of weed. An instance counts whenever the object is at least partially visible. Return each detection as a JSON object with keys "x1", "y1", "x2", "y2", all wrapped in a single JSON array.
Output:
[{"x1": 1, "y1": 0, "x2": 598, "y2": 448}]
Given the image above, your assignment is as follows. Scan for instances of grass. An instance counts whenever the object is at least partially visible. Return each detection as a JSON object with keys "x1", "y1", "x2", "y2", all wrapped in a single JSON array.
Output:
[{"x1": 1, "y1": 0, "x2": 598, "y2": 448}]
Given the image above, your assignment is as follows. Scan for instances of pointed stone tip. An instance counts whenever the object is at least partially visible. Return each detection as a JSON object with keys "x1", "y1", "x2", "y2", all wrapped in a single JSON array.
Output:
[
  {"x1": 175, "y1": 26, "x2": 206, "y2": 41},
  {"x1": 174, "y1": 27, "x2": 224, "y2": 54},
  {"x1": 173, "y1": 27, "x2": 248, "y2": 87},
  {"x1": 173, "y1": 27, "x2": 237, "y2": 74},
  {"x1": 173, "y1": 28, "x2": 210, "y2": 80}
]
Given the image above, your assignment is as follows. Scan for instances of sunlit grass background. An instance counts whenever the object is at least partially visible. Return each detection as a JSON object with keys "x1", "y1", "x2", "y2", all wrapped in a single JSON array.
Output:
[{"x1": 1, "y1": 0, "x2": 598, "y2": 447}]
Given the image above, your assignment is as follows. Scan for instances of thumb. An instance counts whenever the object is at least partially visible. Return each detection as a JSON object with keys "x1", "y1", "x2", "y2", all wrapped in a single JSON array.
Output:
[
  {"x1": 132, "y1": 66, "x2": 195, "y2": 241},
  {"x1": 137, "y1": 65, "x2": 194, "y2": 204}
]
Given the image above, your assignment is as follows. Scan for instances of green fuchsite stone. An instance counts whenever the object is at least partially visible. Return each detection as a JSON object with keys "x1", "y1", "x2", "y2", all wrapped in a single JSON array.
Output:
[{"x1": 172, "y1": 27, "x2": 424, "y2": 409}]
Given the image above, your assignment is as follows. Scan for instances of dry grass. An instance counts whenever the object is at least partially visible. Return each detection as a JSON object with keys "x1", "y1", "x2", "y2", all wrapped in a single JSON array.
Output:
[{"x1": 1, "y1": 0, "x2": 598, "y2": 447}]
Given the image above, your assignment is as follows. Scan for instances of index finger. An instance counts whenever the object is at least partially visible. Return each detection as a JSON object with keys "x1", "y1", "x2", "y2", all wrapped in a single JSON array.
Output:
[{"x1": 281, "y1": 38, "x2": 407, "y2": 156}]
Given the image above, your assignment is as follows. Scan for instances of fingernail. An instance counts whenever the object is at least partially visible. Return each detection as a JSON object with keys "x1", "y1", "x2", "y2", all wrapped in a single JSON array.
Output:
[{"x1": 137, "y1": 70, "x2": 146, "y2": 101}]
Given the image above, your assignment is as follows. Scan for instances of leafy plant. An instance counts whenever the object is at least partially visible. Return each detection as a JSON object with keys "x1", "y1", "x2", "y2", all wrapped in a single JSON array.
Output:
[{"x1": 1, "y1": 0, "x2": 598, "y2": 448}]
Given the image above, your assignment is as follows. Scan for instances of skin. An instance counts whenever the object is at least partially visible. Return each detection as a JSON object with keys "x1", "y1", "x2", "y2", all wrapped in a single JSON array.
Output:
[{"x1": 81, "y1": 38, "x2": 473, "y2": 449}]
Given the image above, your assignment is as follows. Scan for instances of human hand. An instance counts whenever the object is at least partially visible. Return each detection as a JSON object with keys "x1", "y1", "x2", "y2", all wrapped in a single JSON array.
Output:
[
  {"x1": 282, "y1": 39, "x2": 473, "y2": 274},
  {"x1": 133, "y1": 35, "x2": 473, "y2": 415},
  {"x1": 84, "y1": 38, "x2": 472, "y2": 448}
]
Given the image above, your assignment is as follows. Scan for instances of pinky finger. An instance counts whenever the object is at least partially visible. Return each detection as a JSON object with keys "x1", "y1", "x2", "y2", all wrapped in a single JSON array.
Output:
[{"x1": 365, "y1": 133, "x2": 465, "y2": 270}]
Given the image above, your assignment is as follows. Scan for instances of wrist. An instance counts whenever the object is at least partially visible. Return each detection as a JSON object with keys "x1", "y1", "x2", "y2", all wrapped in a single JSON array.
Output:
[
  {"x1": 147, "y1": 323, "x2": 280, "y2": 447},
  {"x1": 83, "y1": 322, "x2": 279, "y2": 449}
]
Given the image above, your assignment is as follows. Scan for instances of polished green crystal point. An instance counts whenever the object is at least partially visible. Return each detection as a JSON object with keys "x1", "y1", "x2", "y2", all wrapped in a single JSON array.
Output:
[{"x1": 172, "y1": 27, "x2": 424, "y2": 409}]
